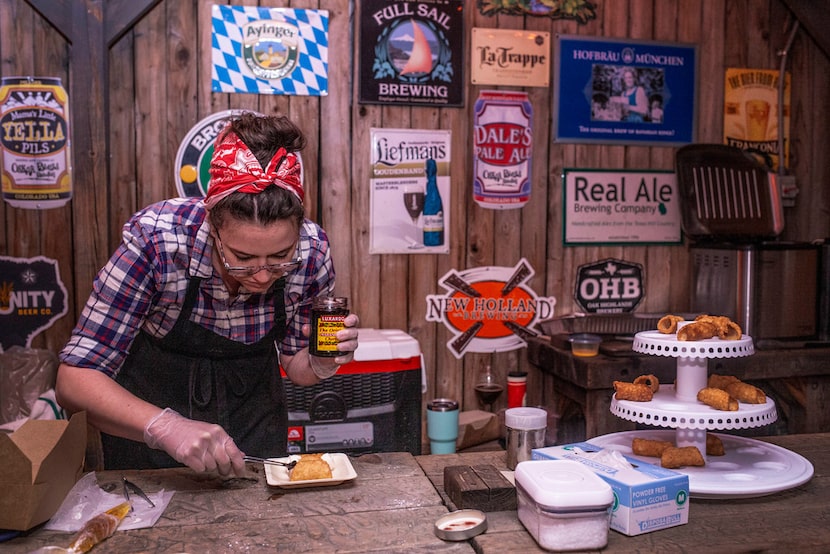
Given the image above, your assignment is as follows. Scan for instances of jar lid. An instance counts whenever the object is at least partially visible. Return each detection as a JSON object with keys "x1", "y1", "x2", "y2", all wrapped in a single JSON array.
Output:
[
  {"x1": 427, "y1": 398, "x2": 459, "y2": 412},
  {"x1": 505, "y1": 407, "x2": 547, "y2": 429},
  {"x1": 434, "y1": 509, "x2": 487, "y2": 541},
  {"x1": 515, "y1": 460, "x2": 613, "y2": 511}
]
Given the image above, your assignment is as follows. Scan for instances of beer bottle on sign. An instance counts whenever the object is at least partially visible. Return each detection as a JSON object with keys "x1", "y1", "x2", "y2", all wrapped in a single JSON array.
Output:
[{"x1": 422, "y1": 158, "x2": 444, "y2": 246}]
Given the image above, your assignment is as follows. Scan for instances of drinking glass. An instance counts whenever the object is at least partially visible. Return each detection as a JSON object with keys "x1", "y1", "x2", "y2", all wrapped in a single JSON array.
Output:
[{"x1": 474, "y1": 365, "x2": 503, "y2": 412}]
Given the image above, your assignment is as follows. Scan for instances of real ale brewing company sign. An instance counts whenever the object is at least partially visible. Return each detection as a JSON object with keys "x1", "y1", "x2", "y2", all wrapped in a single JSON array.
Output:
[{"x1": 473, "y1": 90, "x2": 532, "y2": 209}]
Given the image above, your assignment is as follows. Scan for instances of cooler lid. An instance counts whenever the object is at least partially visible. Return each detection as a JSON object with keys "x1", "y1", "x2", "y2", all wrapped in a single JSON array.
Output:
[
  {"x1": 675, "y1": 144, "x2": 784, "y2": 240},
  {"x1": 515, "y1": 460, "x2": 613, "y2": 511},
  {"x1": 352, "y1": 328, "x2": 421, "y2": 361}
]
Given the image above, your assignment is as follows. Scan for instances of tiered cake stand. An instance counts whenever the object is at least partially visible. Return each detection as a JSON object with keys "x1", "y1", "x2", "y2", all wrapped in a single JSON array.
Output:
[{"x1": 588, "y1": 329, "x2": 813, "y2": 499}]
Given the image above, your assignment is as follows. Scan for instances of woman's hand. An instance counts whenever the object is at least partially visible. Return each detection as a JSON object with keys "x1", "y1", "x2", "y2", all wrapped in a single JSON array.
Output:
[
  {"x1": 143, "y1": 408, "x2": 247, "y2": 477},
  {"x1": 333, "y1": 313, "x2": 360, "y2": 365}
]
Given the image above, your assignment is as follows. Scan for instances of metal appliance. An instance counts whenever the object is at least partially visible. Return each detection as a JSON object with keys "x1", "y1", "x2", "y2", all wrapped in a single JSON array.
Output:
[
  {"x1": 282, "y1": 329, "x2": 423, "y2": 455},
  {"x1": 676, "y1": 144, "x2": 824, "y2": 347}
]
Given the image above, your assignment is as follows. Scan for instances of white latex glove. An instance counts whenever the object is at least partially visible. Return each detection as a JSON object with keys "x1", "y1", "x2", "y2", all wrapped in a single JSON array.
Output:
[{"x1": 143, "y1": 408, "x2": 246, "y2": 477}]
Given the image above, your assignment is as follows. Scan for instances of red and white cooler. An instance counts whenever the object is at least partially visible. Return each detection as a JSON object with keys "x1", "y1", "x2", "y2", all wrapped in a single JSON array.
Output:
[{"x1": 283, "y1": 328, "x2": 423, "y2": 455}]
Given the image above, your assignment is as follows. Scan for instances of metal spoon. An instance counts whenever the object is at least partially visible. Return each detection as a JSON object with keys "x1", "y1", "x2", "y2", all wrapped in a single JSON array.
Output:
[{"x1": 243, "y1": 455, "x2": 298, "y2": 470}]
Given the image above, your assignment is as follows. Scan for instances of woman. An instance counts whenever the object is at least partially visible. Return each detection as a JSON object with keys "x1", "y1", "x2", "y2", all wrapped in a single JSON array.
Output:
[
  {"x1": 613, "y1": 67, "x2": 649, "y2": 122},
  {"x1": 56, "y1": 112, "x2": 358, "y2": 477}
]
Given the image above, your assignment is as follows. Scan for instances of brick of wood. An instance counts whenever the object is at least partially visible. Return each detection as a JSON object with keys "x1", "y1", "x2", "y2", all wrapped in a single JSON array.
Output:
[{"x1": 444, "y1": 464, "x2": 516, "y2": 512}]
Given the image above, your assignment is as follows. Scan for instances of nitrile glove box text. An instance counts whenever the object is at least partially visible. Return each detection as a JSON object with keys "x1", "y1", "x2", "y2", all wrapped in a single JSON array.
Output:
[{"x1": 532, "y1": 442, "x2": 690, "y2": 536}]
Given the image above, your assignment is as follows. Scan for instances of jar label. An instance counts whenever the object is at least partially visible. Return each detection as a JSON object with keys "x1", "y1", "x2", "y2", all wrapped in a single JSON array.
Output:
[{"x1": 312, "y1": 314, "x2": 346, "y2": 355}]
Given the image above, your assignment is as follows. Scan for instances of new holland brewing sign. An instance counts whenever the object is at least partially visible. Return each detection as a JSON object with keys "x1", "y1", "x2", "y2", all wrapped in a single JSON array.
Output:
[
  {"x1": 575, "y1": 258, "x2": 644, "y2": 313},
  {"x1": 426, "y1": 259, "x2": 557, "y2": 358}
]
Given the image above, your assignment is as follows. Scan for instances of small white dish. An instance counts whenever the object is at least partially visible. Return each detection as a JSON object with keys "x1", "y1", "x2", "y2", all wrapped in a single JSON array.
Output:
[
  {"x1": 264, "y1": 453, "x2": 357, "y2": 488},
  {"x1": 434, "y1": 509, "x2": 487, "y2": 541}
]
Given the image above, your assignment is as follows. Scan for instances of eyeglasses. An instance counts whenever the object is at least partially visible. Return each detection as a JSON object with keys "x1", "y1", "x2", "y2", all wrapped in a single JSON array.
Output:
[{"x1": 214, "y1": 230, "x2": 302, "y2": 277}]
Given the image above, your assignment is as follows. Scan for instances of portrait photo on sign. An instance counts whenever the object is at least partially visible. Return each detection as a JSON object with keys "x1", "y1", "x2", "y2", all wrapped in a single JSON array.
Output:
[{"x1": 554, "y1": 35, "x2": 697, "y2": 146}]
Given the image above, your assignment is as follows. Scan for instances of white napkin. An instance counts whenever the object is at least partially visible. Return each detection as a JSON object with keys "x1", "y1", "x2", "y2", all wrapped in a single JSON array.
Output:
[{"x1": 45, "y1": 471, "x2": 174, "y2": 531}]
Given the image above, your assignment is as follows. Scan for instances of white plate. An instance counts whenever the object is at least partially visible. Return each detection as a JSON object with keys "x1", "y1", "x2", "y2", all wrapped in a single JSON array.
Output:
[
  {"x1": 588, "y1": 430, "x2": 814, "y2": 499},
  {"x1": 264, "y1": 453, "x2": 357, "y2": 488}
]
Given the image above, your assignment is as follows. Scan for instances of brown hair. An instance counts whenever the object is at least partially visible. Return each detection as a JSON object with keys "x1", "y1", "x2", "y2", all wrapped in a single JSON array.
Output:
[{"x1": 208, "y1": 112, "x2": 307, "y2": 230}]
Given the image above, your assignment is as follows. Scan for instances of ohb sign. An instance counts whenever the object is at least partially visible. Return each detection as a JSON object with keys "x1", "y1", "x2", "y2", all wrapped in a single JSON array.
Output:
[{"x1": 575, "y1": 258, "x2": 644, "y2": 313}]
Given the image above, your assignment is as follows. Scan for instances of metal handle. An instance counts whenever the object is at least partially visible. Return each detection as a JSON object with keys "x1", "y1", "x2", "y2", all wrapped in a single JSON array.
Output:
[{"x1": 243, "y1": 456, "x2": 297, "y2": 469}]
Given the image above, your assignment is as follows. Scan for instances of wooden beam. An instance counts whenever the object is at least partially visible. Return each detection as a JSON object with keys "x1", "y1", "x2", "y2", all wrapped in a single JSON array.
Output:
[
  {"x1": 780, "y1": 0, "x2": 830, "y2": 60},
  {"x1": 65, "y1": 0, "x2": 111, "y2": 304},
  {"x1": 25, "y1": 0, "x2": 71, "y2": 41},
  {"x1": 105, "y1": 0, "x2": 161, "y2": 46}
]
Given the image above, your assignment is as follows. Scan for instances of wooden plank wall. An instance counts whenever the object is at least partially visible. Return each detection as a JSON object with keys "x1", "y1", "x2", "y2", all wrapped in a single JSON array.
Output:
[{"x1": 1, "y1": 0, "x2": 828, "y2": 422}]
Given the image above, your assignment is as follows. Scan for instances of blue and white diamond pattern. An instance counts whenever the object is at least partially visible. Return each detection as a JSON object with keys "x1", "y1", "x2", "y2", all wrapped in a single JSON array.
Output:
[{"x1": 211, "y1": 5, "x2": 329, "y2": 96}]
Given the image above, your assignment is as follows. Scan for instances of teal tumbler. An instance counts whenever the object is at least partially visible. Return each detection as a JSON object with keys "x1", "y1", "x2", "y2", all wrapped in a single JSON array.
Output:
[{"x1": 427, "y1": 398, "x2": 459, "y2": 454}]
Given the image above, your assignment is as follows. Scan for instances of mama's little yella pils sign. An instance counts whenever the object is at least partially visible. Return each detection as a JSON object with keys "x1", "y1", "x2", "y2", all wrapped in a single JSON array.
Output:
[{"x1": 563, "y1": 169, "x2": 681, "y2": 245}]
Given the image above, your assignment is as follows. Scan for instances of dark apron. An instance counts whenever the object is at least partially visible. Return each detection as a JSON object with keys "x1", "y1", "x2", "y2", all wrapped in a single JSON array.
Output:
[{"x1": 102, "y1": 276, "x2": 288, "y2": 470}]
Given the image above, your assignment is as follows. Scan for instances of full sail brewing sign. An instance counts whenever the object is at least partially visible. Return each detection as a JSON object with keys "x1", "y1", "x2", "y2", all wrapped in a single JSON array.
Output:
[
  {"x1": 473, "y1": 90, "x2": 533, "y2": 209},
  {"x1": 0, "y1": 77, "x2": 72, "y2": 209}
]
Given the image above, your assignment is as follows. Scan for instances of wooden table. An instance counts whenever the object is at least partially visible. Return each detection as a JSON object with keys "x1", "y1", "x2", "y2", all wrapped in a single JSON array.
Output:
[
  {"x1": 5, "y1": 452, "x2": 473, "y2": 553},
  {"x1": 526, "y1": 335, "x2": 830, "y2": 444},
  {"x1": 6, "y1": 434, "x2": 829, "y2": 553},
  {"x1": 417, "y1": 433, "x2": 830, "y2": 553}
]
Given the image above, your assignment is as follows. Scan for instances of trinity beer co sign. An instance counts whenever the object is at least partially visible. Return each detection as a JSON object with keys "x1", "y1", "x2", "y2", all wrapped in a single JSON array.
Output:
[
  {"x1": 0, "y1": 256, "x2": 68, "y2": 349},
  {"x1": 426, "y1": 259, "x2": 556, "y2": 358}
]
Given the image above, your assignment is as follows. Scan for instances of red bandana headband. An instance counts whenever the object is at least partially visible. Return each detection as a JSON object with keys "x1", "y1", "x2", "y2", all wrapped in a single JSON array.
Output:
[{"x1": 204, "y1": 131, "x2": 304, "y2": 210}]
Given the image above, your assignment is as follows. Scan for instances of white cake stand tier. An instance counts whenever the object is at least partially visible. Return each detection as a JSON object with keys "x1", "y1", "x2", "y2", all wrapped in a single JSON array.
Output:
[
  {"x1": 597, "y1": 329, "x2": 814, "y2": 498},
  {"x1": 588, "y1": 430, "x2": 814, "y2": 499}
]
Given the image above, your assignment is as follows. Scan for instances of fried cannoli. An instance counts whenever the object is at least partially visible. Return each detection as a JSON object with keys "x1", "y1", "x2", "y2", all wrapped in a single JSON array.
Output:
[
  {"x1": 695, "y1": 315, "x2": 742, "y2": 340},
  {"x1": 708, "y1": 373, "x2": 741, "y2": 390},
  {"x1": 614, "y1": 381, "x2": 654, "y2": 402},
  {"x1": 657, "y1": 314, "x2": 684, "y2": 334},
  {"x1": 697, "y1": 387, "x2": 739, "y2": 411},
  {"x1": 706, "y1": 433, "x2": 725, "y2": 456},
  {"x1": 632, "y1": 437, "x2": 674, "y2": 457},
  {"x1": 634, "y1": 374, "x2": 660, "y2": 393},
  {"x1": 290, "y1": 457, "x2": 333, "y2": 481},
  {"x1": 661, "y1": 446, "x2": 705, "y2": 469},
  {"x1": 719, "y1": 320, "x2": 742, "y2": 340},
  {"x1": 677, "y1": 320, "x2": 718, "y2": 341},
  {"x1": 725, "y1": 381, "x2": 767, "y2": 404}
]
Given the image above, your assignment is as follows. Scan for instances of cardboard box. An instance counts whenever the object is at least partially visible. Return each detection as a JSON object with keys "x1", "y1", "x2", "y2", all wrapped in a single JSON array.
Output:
[
  {"x1": 0, "y1": 411, "x2": 87, "y2": 531},
  {"x1": 532, "y1": 442, "x2": 690, "y2": 536},
  {"x1": 456, "y1": 410, "x2": 500, "y2": 450}
]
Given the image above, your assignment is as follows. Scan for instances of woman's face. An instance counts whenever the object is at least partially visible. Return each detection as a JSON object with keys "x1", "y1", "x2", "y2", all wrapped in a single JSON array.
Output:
[
  {"x1": 213, "y1": 218, "x2": 300, "y2": 293},
  {"x1": 624, "y1": 71, "x2": 636, "y2": 87}
]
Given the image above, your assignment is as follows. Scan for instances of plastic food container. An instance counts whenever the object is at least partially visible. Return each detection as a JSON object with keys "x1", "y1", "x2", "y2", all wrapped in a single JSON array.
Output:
[
  {"x1": 515, "y1": 460, "x2": 613, "y2": 551},
  {"x1": 569, "y1": 333, "x2": 602, "y2": 357}
]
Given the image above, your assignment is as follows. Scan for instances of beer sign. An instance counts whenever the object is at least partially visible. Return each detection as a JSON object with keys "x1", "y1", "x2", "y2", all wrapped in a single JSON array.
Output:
[
  {"x1": 473, "y1": 90, "x2": 533, "y2": 209},
  {"x1": 0, "y1": 77, "x2": 72, "y2": 209},
  {"x1": 426, "y1": 259, "x2": 557, "y2": 358},
  {"x1": 574, "y1": 258, "x2": 644, "y2": 313},
  {"x1": 0, "y1": 255, "x2": 69, "y2": 349}
]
